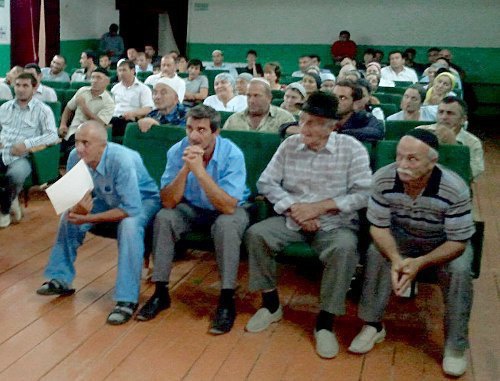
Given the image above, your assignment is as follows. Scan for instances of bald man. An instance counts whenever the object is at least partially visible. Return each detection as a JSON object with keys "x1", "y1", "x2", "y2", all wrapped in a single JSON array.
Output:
[{"x1": 37, "y1": 121, "x2": 161, "y2": 325}]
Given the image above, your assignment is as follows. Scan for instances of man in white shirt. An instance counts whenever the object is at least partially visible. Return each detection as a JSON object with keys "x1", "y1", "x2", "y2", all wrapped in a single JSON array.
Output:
[
  {"x1": 24, "y1": 63, "x2": 58, "y2": 103},
  {"x1": 386, "y1": 85, "x2": 437, "y2": 122},
  {"x1": 380, "y1": 51, "x2": 418, "y2": 84},
  {"x1": 135, "y1": 52, "x2": 153, "y2": 73},
  {"x1": 291, "y1": 55, "x2": 312, "y2": 77},
  {"x1": 204, "y1": 50, "x2": 238, "y2": 78},
  {"x1": 71, "y1": 51, "x2": 98, "y2": 82},
  {"x1": 144, "y1": 55, "x2": 186, "y2": 102},
  {"x1": 110, "y1": 60, "x2": 154, "y2": 138},
  {"x1": 41, "y1": 55, "x2": 70, "y2": 82}
]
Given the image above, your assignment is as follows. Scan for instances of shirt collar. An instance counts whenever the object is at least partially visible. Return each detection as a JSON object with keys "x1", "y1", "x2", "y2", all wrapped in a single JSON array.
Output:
[
  {"x1": 392, "y1": 165, "x2": 442, "y2": 196},
  {"x1": 94, "y1": 144, "x2": 109, "y2": 176},
  {"x1": 295, "y1": 131, "x2": 337, "y2": 153}
]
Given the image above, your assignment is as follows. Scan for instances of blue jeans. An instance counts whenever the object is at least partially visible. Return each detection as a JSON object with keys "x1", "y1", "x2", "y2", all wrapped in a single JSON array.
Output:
[
  {"x1": 0, "y1": 156, "x2": 31, "y2": 214},
  {"x1": 44, "y1": 198, "x2": 160, "y2": 303}
]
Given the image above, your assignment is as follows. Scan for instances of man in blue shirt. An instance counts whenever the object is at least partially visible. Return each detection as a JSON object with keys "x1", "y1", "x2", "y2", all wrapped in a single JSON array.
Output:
[
  {"x1": 136, "y1": 105, "x2": 250, "y2": 335},
  {"x1": 37, "y1": 120, "x2": 161, "y2": 325}
]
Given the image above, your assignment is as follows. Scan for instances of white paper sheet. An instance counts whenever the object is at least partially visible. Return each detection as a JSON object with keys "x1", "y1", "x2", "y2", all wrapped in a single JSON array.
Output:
[{"x1": 45, "y1": 159, "x2": 94, "y2": 215}]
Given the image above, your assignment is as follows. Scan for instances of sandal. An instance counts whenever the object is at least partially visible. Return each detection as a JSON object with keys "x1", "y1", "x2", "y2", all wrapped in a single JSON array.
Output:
[
  {"x1": 107, "y1": 302, "x2": 138, "y2": 325},
  {"x1": 36, "y1": 279, "x2": 75, "y2": 296}
]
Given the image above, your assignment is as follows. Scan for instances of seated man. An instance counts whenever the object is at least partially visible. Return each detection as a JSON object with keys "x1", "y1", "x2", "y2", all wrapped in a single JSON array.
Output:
[
  {"x1": 386, "y1": 85, "x2": 437, "y2": 122},
  {"x1": 333, "y1": 80, "x2": 384, "y2": 142},
  {"x1": 380, "y1": 51, "x2": 418, "y2": 84},
  {"x1": 349, "y1": 129, "x2": 475, "y2": 377},
  {"x1": 223, "y1": 78, "x2": 295, "y2": 132},
  {"x1": 59, "y1": 68, "x2": 115, "y2": 163},
  {"x1": 110, "y1": 60, "x2": 154, "y2": 137},
  {"x1": 291, "y1": 55, "x2": 312, "y2": 78},
  {"x1": 0, "y1": 73, "x2": 58, "y2": 227},
  {"x1": 98, "y1": 53, "x2": 112, "y2": 71},
  {"x1": 204, "y1": 49, "x2": 238, "y2": 78},
  {"x1": 3, "y1": 65, "x2": 24, "y2": 86},
  {"x1": 99, "y1": 23, "x2": 124, "y2": 64},
  {"x1": 331, "y1": 30, "x2": 357, "y2": 63},
  {"x1": 183, "y1": 59, "x2": 209, "y2": 107},
  {"x1": 24, "y1": 63, "x2": 58, "y2": 102},
  {"x1": 137, "y1": 77, "x2": 187, "y2": 133},
  {"x1": 245, "y1": 92, "x2": 372, "y2": 359},
  {"x1": 417, "y1": 96, "x2": 484, "y2": 180},
  {"x1": 136, "y1": 105, "x2": 250, "y2": 335},
  {"x1": 135, "y1": 52, "x2": 153, "y2": 74},
  {"x1": 71, "y1": 51, "x2": 98, "y2": 82},
  {"x1": 37, "y1": 121, "x2": 161, "y2": 325},
  {"x1": 41, "y1": 55, "x2": 70, "y2": 82},
  {"x1": 144, "y1": 55, "x2": 186, "y2": 102},
  {"x1": 126, "y1": 48, "x2": 138, "y2": 64}
]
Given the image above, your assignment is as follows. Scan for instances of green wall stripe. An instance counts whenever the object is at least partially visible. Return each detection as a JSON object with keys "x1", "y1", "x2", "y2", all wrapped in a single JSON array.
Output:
[
  {"x1": 0, "y1": 44, "x2": 11, "y2": 76},
  {"x1": 60, "y1": 39, "x2": 100, "y2": 71}
]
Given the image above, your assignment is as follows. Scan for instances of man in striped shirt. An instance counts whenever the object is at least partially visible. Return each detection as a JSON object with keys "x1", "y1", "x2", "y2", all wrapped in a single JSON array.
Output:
[
  {"x1": 349, "y1": 129, "x2": 475, "y2": 377},
  {"x1": 0, "y1": 73, "x2": 58, "y2": 228},
  {"x1": 245, "y1": 92, "x2": 372, "y2": 359}
]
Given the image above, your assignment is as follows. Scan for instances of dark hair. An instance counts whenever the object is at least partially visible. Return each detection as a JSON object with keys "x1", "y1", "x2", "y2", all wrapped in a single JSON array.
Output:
[
  {"x1": 374, "y1": 49, "x2": 384, "y2": 57},
  {"x1": 339, "y1": 30, "x2": 350, "y2": 38},
  {"x1": 335, "y1": 79, "x2": 363, "y2": 101},
  {"x1": 363, "y1": 48, "x2": 375, "y2": 56},
  {"x1": 309, "y1": 54, "x2": 321, "y2": 62},
  {"x1": 388, "y1": 50, "x2": 403, "y2": 59},
  {"x1": 187, "y1": 59, "x2": 204, "y2": 70},
  {"x1": 16, "y1": 72, "x2": 37, "y2": 86},
  {"x1": 186, "y1": 104, "x2": 221, "y2": 132},
  {"x1": 428, "y1": 47, "x2": 441, "y2": 53},
  {"x1": 153, "y1": 62, "x2": 161, "y2": 70},
  {"x1": 118, "y1": 59, "x2": 135, "y2": 70},
  {"x1": 246, "y1": 49, "x2": 257, "y2": 57},
  {"x1": 264, "y1": 62, "x2": 282, "y2": 81},
  {"x1": 404, "y1": 48, "x2": 417, "y2": 56},
  {"x1": 109, "y1": 23, "x2": 119, "y2": 33},
  {"x1": 441, "y1": 96, "x2": 468, "y2": 115},
  {"x1": 83, "y1": 50, "x2": 97, "y2": 64},
  {"x1": 99, "y1": 52, "x2": 110, "y2": 59},
  {"x1": 357, "y1": 78, "x2": 372, "y2": 95},
  {"x1": 405, "y1": 84, "x2": 426, "y2": 102},
  {"x1": 304, "y1": 71, "x2": 322, "y2": 90},
  {"x1": 24, "y1": 63, "x2": 41, "y2": 74},
  {"x1": 176, "y1": 55, "x2": 187, "y2": 63},
  {"x1": 436, "y1": 68, "x2": 452, "y2": 76}
]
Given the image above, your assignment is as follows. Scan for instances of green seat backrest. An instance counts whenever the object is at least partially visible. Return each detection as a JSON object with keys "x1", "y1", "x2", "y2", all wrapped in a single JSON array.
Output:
[
  {"x1": 219, "y1": 111, "x2": 234, "y2": 127},
  {"x1": 203, "y1": 69, "x2": 229, "y2": 95},
  {"x1": 137, "y1": 71, "x2": 153, "y2": 82},
  {"x1": 385, "y1": 120, "x2": 435, "y2": 141},
  {"x1": 31, "y1": 144, "x2": 61, "y2": 185},
  {"x1": 178, "y1": 72, "x2": 189, "y2": 78},
  {"x1": 280, "y1": 75, "x2": 297, "y2": 85},
  {"x1": 122, "y1": 123, "x2": 186, "y2": 186},
  {"x1": 394, "y1": 81, "x2": 413, "y2": 87},
  {"x1": 374, "y1": 140, "x2": 472, "y2": 184},
  {"x1": 44, "y1": 101, "x2": 62, "y2": 126},
  {"x1": 70, "y1": 81, "x2": 90, "y2": 90},
  {"x1": 271, "y1": 89, "x2": 285, "y2": 99},
  {"x1": 374, "y1": 93, "x2": 403, "y2": 108},
  {"x1": 377, "y1": 103, "x2": 398, "y2": 118},
  {"x1": 271, "y1": 98, "x2": 283, "y2": 107},
  {"x1": 41, "y1": 80, "x2": 70, "y2": 89},
  {"x1": 377, "y1": 86, "x2": 407, "y2": 95},
  {"x1": 219, "y1": 129, "x2": 281, "y2": 196}
]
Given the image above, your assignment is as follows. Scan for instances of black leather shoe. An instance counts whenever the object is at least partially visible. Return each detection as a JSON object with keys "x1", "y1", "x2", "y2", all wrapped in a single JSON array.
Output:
[
  {"x1": 136, "y1": 293, "x2": 171, "y2": 321},
  {"x1": 209, "y1": 304, "x2": 236, "y2": 335}
]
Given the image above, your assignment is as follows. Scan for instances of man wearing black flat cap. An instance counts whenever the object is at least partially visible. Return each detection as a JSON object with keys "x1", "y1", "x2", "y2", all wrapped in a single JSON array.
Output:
[
  {"x1": 244, "y1": 91, "x2": 372, "y2": 359},
  {"x1": 349, "y1": 129, "x2": 475, "y2": 378}
]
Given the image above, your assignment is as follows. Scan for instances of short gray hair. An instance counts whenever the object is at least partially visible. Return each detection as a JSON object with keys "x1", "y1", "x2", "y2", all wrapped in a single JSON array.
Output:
[{"x1": 214, "y1": 72, "x2": 235, "y2": 90}]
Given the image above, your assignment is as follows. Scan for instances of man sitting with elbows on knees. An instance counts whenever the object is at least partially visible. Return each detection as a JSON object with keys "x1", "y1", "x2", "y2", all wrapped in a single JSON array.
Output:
[
  {"x1": 37, "y1": 121, "x2": 161, "y2": 325},
  {"x1": 245, "y1": 92, "x2": 372, "y2": 359},
  {"x1": 136, "y1": 105, "x2": 250, "y2": 335},
  {"x1": 349, "y1": 129, "x2": 475, "y2": 377}
]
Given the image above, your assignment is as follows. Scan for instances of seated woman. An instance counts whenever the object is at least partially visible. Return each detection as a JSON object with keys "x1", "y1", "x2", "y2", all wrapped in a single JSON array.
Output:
[
  {"x1": 366, "y1": 73, "x2": 381, "y2": 93},
  {"x1": 423, "y1": 71, "x2": 456, "y2": 106},
  {"x1": 320, "y1": 73, "x2": 336, "y2": 93},
  {"x1": 183, "y1": 59, "x2": 209, "y2": 107},
  {"x1": 263, "y1": 62, "x2": 286, "y2": 91},
  {"x1": 203, "y1": 72, "x2": 247, "y2": 112},
  {"x1": 301, "y1": 71, "x2": 321, "y2": 98},
  {"x1": 280, "y1": 82, "x2": 306, "y2": 117},
  {"x1": 366, "y1": 62, "x2": 394, "y2": 87},
  {"x1": 241, "y1": 49, "x2": 263, "y2": 77}
]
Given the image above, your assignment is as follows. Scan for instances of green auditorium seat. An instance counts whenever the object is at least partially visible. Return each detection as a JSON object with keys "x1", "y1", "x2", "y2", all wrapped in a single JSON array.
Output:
[
  {"x1": 70, "y1": 81, "x2": 90, "y2": 90},
  {"x1": 373, "y1": 93, "x2": 403, "y2": 108},
  {"x1": 44, "y1": 101, "x2": 62, "y2": 126},
  {"x1": 271, "y1": 89, "x2": 285, "y2": 99},
  {"x1": 377, "y1": 86, "x2": 407, "y2": 95},
  {"x1": 377, "y1": 103, "x2": 398, "y2": 118},
  {"x1": 384, "y1": 120, "x2": 435, "y2": 141},
  {"x1": 137, "y1": 71, "x2": 153, "y2": 82},
  {"x1": 41, "y1": 80, "x2": 70, "y2": 89},
  {"x1": 271, "y1": 98, "x2": 283, "y2": 107},
  {"x1": 394, "y1": 81, "x2": 413, "y2": 87},
  {"x1": 219, "y1": 111, "x2": 234, "y2": 127}
]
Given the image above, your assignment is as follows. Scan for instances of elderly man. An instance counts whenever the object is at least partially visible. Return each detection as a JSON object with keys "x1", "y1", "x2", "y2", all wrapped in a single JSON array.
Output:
[
  {"x1": 37, "y1": 121, "x2": 161, "y2": 325},
  {"x1": 333, "y1": 80, "x2": 384, "y2": 142},
  {"x1": 137, "y1": 77, "x2": 187, "y2": 133},
  {"x1": 417, "y1": 96, "x2": 484, "y2": 180},
  {"x1": 144, "y1": 55, "x2": 186, "y2": 102},
  {"x1": 204, "y1": 49, "x2": 238, "y2": 78},
  {"x1": 387, "y1": 85, "x2": 437, "y2": 122},
  {"x1": 291, "y1": 55, "x2": 312, "y2": 77},
  {"x1": 331, "y1": 30, "x2": 357, "y2": 63},
  {"x1": 135, "y1": 52, "x2": 153, "y2": 74},
  {"x1": 223, "y1": 78, "x2": 295, "y2": 132},
  {"x1": 71, "y1": 51, "x2": 98, "y2": 82},
  {"x1": 245, "y1": 92, "x2": 371, "y2": 359},
  {"x1": 41, "y1": 55, "x2": 70, "y2": 82},
  {"x1": 136, "y1": 105, "x2": 250, "y2": 335},
  {"x1": 24, "y1": 63, "x2": 58, "y2": 103},
  {"x1": 380, "y1": 51, "x2": 418, "y2": 84},
  {"x1": 59, "y1": 68, "x2": 115, "y2": 162},
  {"x1": 109, "y1": 60, "x2": 154, "y2": 138},
  {"x1": 0, "y1": 73, "x2": 58, "y2": 227},
  {"x1": 349, "y1": 129, "x2": 475, "y2": 377}
]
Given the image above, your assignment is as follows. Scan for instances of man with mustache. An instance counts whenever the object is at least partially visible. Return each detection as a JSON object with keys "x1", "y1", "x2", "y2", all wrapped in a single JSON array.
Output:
[
  {"x1": 349, "y1": 129, "x2": 475, "y2": 377},
  {"x1": 136, "y1": 105, "x2": 250, "y2": 335}
]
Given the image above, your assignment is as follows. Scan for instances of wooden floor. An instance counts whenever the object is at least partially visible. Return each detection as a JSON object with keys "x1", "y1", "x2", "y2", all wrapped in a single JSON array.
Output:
[{"x1": 0, "y1": 133, "x2": 498, "y2": 381}]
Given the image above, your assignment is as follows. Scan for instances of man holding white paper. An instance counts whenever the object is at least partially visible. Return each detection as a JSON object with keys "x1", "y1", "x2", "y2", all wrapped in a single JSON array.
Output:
[{"x1": 37, "y1": 120, "x2": 161, "y2": 325}]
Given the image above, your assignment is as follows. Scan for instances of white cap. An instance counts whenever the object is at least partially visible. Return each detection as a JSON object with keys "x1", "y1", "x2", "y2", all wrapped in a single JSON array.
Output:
[{"x1": 155, "y1": 77, "x2": 181, "y2": 98}]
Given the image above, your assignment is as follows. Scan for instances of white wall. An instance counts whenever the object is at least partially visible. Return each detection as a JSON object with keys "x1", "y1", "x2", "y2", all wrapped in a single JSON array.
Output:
[
  {"x1": 0, "y1": 0, "x2": 10, "y2": 44},
  {"x1": 60, "y1": 0, "x2": 118, "y2": 40},
  {"x1": 187, "y1": 0, "x2": 500, "y2": 48}
]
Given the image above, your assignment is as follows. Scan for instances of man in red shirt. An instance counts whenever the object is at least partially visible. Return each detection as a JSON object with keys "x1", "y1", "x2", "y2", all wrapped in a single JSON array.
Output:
[{"x1": 331, "y1": 30, "x2": 357, "y2": 64}]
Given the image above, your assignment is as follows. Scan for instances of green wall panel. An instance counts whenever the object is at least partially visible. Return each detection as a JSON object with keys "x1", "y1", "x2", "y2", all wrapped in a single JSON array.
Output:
[
  {"x1": 0, "y1": 44, "x2": 11, "y2": 76},
  {"x1": 60, "y1": 39, "x2": 99, "y2": 71}
]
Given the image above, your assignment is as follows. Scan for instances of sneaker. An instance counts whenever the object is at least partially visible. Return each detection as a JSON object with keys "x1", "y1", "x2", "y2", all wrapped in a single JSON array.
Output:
[
  {"x1": 442, "y1": 348, "x2": 467, "y2": 377},
  {"x1": 10, "y1": 197, "x2": 23, "y2": 223},
  {"x1": 314, "y1": 329, "x2": 339, "y2": 359},
  {"x1": 245, "y1": 306, "x2": 283, "y2": 333},
  {"x1": 0, "y1": 213, "x2": 10, "y2": 228},
  {"x1": 348, "y1": 325, "x2": 386, "y2": 354},
  {"x1": 209, "y1": 304, "x2": 236, "y2": 335}
]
